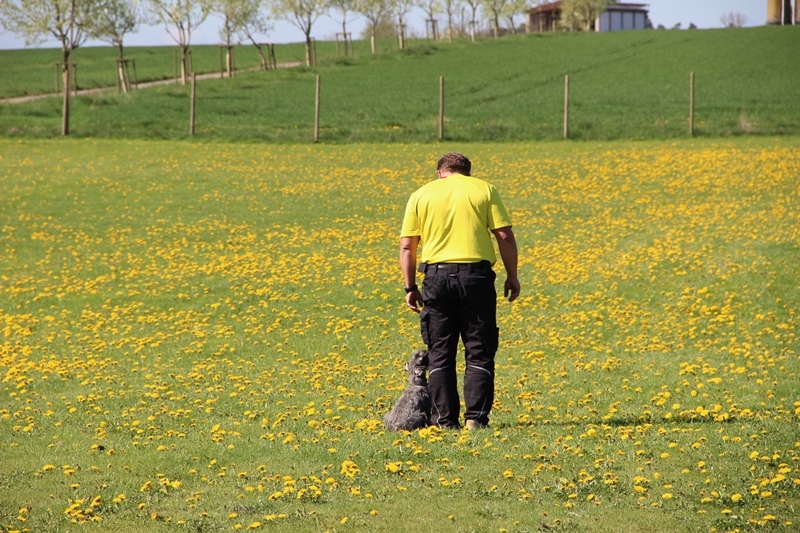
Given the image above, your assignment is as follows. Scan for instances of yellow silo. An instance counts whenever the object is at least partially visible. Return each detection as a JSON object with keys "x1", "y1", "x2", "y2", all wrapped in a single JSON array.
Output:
[{"x1": 767, "y1": 0, "x2": 782, "y2": 24}]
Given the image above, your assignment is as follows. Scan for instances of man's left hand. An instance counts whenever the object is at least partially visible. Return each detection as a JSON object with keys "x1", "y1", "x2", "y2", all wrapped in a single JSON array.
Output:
[{"x1": 406, "y1": 290, "x2": 423, "y2": 313}]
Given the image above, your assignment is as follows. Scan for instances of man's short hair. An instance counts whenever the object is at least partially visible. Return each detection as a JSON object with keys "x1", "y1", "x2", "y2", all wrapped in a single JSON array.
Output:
[{"x1": 437, "y1": 152, "x2": 471, "y2": 176}]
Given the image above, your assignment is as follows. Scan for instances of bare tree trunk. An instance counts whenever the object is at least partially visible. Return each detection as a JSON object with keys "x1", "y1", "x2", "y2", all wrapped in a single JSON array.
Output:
[
  {"x1": 181, "y1": 46, "x2": 189, "y2": 85},
  {"x1": 256, "y1": 44, "x2": 268, "y2": 69},
  {"x1": 248, "y1": 36, "x2": 268, "y2": 70},
  {"x1": 341, "y1": 17, "x2": 348, "y2": 55},
  {"x1": 305, "y1": 35, "x2": 312, "y2": 66},
  {"x1": 118, "y1": 61, "x2": 129, "y2": 94}
]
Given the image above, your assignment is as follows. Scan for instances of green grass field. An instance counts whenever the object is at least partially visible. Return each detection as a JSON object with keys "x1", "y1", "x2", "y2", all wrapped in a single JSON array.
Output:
[
  {"x1": 2, "y1": 26, "x2": 799, "y2": 141},
  {"x1": 1, "y1": 137, "x2": 798, "y2": 532},
  {"x1": 0, "y1": 39, "x2": 396, "y2": 97}
]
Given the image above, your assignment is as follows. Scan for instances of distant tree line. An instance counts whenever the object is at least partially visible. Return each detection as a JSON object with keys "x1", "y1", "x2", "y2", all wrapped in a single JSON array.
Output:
[{"x1": 0, "y1": 0, "x2": 620, "y2": 76}]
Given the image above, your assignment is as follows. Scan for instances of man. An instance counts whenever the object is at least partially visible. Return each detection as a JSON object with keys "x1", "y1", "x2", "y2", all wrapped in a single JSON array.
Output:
[{"x1": 400, "y1": 152, "x2": 520, "y2": 430}]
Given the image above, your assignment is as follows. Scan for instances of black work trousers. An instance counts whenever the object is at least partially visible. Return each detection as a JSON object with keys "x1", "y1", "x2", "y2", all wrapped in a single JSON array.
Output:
[{"x1": 418, "y1": 261, "x2": 499, "y2": 428}]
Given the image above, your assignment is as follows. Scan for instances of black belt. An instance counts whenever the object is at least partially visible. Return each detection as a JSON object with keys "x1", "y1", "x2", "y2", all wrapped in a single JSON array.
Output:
[{"x1": 418, "y1": 261, "x2": 492, "y2": 275}]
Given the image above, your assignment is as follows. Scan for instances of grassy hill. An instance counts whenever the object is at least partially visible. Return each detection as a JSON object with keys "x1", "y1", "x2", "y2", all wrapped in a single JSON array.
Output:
[{"x1": 1, "y1": 26, "x2": 798, "y2": 142}]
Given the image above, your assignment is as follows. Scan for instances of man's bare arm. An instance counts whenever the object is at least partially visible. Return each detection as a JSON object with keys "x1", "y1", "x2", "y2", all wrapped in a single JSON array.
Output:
[
  {"x1": 491, "y1": 226, "x2": 520, "y2": 302},
  {"x1": 400, "y1": 236, "x2": 423, "y2": 312}
]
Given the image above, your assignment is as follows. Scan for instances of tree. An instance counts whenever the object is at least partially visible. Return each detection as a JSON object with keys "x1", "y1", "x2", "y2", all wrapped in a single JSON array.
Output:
[
  {"x1": 272, "y1": 0, "x2": 327, "y2": 66},
  {"x1": 329, "y1": 0, "x2": 358, "y2": 55},
  {"x1": 213, "y1": 0, "x2": 271, "y2": 75},
  {"x1": 462, "y1": 0, "x2": 479, "y2": 40},
  {"x1": 481, "y1": 0, "x2": 507, "y2": 38},
  {"x1": 416, "y1": 0, "x2": 440, "y2": 40},
  {"x1": 501, "y1": 0, "x2": 525, "y2": 34},
  {"x1": 1, "y1": 0, "x2": 98, "y2": 134},
  {"x1": 86, "y1": 0, "x2": 139, "y2": 59},
  {"x1": 85, "y1": 0, "x2": 139, "y2": 92},
  {"x1": 227, "y1": 0, "x2": 273, "y2": 69},
  {"x1": 357, "y1": 0, "x2": 389, "y2": 54},
  {"x1": 440, "y1": 0, "x2": 460, "y2": 41},
  {"x1": 0, "y1": 0, "x2": 96, "y2": 66},
  {"x1": 390, "y1": 0, "x2": 413, "y2": 48},
  {"x1": 558, "y1": 0, "x2": 612, "y2": 32},
  {"x1": 720, "y1": 11, "x2": 746, "y2": 28},
  {"x1": 144, "y1": 0, "x2": 212, "y2": 84}
]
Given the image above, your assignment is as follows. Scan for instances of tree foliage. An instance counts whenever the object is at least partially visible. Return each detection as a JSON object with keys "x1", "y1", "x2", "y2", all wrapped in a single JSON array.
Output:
[
  {"x1": 390, "y1": 0, "x2": 413, "y2": 46},
  {"x1": 720, "y1": 11, "x2": 747, "y2": 28},
  {"x1": 271, "y1": 0, "x2": 326, "y2": 65},
  {"x1": 502, "y1": 0, "x2": 527, "y2": 34},
  {"x1": 462, "y1": 0, "x2": 480, "y2": 39},
  {"x1": 481, "y1": 0, "x2": 507, "y2": 38},
  {"x1": 0, "y1": 0, "x2": 96, "y2": 63},
  {"x1": 213, "y1": 0, "x2": 270, "y2": 46},
  {"x1": 86, "y1": 0, "x2": 140, "y2": 58},
  {"x1": 416, "y1": 0, "x2": 440, "y2": 39},
  {"x1": 328, "y1": 0, "x2": 358, "y2": 37},
  {"x1": 558, "y1": 0, "x2": 612, "y2": 32},
  {"x1": 144, "y1": 0, "x2": 211, "y2": 51},
  {"x1": 357, "y1": 0, "x2": 389, "y2": 53},
  {"x1": 144, "y1": 0, "x2": 211, "y2": 83}
]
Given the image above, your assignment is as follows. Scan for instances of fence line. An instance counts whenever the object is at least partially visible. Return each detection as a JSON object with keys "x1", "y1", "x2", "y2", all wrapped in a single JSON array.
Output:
[
  {"x1": 65, "y1": 68, "x2": 730, "y2": 141},
  {"x1": 289, "y1": 73, "x2": 702, "y2": 142}
]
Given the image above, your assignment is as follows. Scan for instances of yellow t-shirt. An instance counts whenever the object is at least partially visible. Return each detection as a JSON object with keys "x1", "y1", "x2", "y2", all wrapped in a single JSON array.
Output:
[{"x1": 400, "y1": 174, "x2": 512, "y2": 264}]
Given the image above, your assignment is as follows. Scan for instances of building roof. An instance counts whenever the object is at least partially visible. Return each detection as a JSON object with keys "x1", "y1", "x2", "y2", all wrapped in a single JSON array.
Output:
[
  {"x1": 530, "y1": 2, "x2": 649, "y2": 14},
  {"x1": 604, "y1": 3, "x2": 649, "y2": 12},
  {"x1": 529, "y1": 1, "x2": 562, "y2": 14}
]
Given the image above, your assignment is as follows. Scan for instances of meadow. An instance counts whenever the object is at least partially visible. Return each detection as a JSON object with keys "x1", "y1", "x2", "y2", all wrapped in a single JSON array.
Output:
[
  {"x1": 0, "y1": 39, "x2": 392, "y2": 98},
  {"x1": 2, "y1": 26, "x2": 800, "y2": 141},
  {"x1": 1, "y1": 137, "x2": 798, "y2": 532}
]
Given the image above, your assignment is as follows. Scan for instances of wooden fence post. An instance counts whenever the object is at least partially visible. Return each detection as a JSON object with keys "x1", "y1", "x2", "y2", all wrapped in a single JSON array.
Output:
[
  {"x1": 439, "y1": 76, "x2": 445, "y2": 141},
  {"x1": 190, "y1": 73, "x2": 197, "y2": 136},
  {"x1": 314, "y1": 75, "x2": 321, "y2": 142},
  {"x1": 689, "y1": 71, "x2": 695, "y2": 137},
  {"x1": 62, "y1": 67, "x2": 70, "y2": 136},
  {"x1": 563, "y1": 74, "x2": 570, "y2": 140}
]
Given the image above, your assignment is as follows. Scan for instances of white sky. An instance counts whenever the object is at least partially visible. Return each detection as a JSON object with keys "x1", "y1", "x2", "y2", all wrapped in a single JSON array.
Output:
[{"x1": 0, "y1": 1, "x2": 775, "y2": 50}]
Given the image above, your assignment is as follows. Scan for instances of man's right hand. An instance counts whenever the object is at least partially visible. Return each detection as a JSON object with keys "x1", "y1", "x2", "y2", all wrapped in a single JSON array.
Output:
[{"x1": 504, "y1": 278, "x2": 521, "y2": 302}]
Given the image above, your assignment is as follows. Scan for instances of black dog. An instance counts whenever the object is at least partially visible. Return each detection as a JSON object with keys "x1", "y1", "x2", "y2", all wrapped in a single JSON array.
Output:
[{"x1": 384, "y1": 349, "x2": 431, "y2": 431}]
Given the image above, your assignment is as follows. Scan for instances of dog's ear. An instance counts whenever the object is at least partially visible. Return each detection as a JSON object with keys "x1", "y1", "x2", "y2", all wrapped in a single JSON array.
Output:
[{"x1": 414, "y1": 349, "x2": 429, "y2": 367}]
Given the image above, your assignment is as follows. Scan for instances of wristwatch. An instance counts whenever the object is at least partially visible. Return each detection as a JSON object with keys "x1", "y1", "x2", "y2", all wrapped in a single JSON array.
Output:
[{"x1": 404, "y1": 284, "x2": 418, "y2": 293}]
